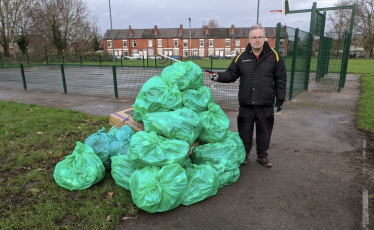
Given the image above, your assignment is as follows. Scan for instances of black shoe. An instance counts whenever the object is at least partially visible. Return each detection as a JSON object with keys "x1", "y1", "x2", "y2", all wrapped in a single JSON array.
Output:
[{"x1": 257, "y1": 157, "x2": 272, "y2": 167}]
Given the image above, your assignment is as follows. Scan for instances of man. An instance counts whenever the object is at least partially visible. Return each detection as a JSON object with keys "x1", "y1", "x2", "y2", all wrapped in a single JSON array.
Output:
[{"x1": 207, "y1": 24, "x2": 287, "y2": 167}]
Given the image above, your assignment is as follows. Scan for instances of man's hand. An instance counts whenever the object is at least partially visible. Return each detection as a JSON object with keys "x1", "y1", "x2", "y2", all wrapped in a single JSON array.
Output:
[
  {"x1": 204, "y1": 69, "x2": 219, "y2": 81},
  {"x1": 274, "y1": 101, "x2": 283, "y2": 113}
]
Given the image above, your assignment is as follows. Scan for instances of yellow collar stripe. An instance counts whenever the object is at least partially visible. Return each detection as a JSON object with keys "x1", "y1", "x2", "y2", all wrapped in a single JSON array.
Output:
[
  {"x1": 235, "y1": 50, "x2": 246, "y2": 63},
  {"x1": 271, "y1": 48, "x2": 279, "y2": 62}
]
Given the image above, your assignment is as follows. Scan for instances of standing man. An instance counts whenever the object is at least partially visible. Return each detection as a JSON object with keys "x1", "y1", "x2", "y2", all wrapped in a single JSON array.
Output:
[{"x1": 207, "y1": 24, "x2": 287, "y2": 167}]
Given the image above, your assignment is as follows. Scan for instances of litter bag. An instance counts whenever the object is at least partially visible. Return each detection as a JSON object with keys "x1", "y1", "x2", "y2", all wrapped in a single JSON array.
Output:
[
  {"x1": 84, "y1": 127, "x2": 112, "y2": 170},
  {"x1": 54, "y1": 141, "x2": 105, "y2": 191},
  {"x1": 160, "y1": 61, "x2": 203, "y2": 91},
  {"x1": 127, "y1": 131, "x2": 190, "y2": 168},
  {"x1": 133, "y1": 76, "x2": 182, "y2": 122},
  {"x1": 143, "y1": 108, "x2": 203, "y2": 145},
  {"x1": 191, "y1": 131, "x2": 245, "y2": 188},
  {"x1": 181, "y1": 157, "x2": 193, "y2": 168},
  {"x1": 129, "y1": 164, "x2": 188, "y2": 213},
  {"x1": 197, "y1": 103, "x2": 230, "y2": 143},
  {"x1": 111, "y1": 155, "x2": 137, "y2": 190},
  {"x1": 108, "y1": 141, "x2": 130, "y2": 157},
  {"x1": 114, "y1": 125, "x2": 136, "y2": 143},
  {"x1": 182, "y1": 164, "x2": 219, "y2": 206},
  {"x1": 182, "y1": 86, "x2": 214, "y2": 114}
]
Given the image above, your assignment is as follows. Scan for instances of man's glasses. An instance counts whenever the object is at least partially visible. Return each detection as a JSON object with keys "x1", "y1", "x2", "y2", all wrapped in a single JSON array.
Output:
[{"x1": 250, "y1": 36, "x2": 264, "y2": 40}]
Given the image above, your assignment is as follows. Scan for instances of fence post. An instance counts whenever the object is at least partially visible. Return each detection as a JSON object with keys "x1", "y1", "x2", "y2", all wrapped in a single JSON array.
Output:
[
  {"x1": 99, "y1": 55, "x2": 102, "y2": 68},
  {"x1": 26, "y1": 46, "x2": 30, "y2": 66},
  {"x1": 170, "y1": 56, "x2": 172, "y2": 66},
  {"x1": 121, "y1": 54, "x2": 123, "y2": 69},
  {"x1": 155, "y1": 56, "x2": 157, "y2": 70},
  {"x1": 210, "y1": 56, "x2": 213, "y2": 71},
  {"x1": 275, "y1": 23, "x2": 281, "y2": 53},
  {"x1": 20, "y1": 64, "x2": 27, "y2": 90},
  {"x1": 44, "y1": 45, "x2": 49, "y2": 66},
  {"x1": 339, "y1": 31, "x2": 349, "y2": 93},
  {"x1": 142, "y1": 55, "x2": 145, "y2": 69},
  {"x1": 304, "y1": 2, "x2": 317, "y2": 91},
  {"x1": 60, "y1": 64, "x2": 67, "y2": 93},
  {"x1": 0, "y1": 52, "x2": 3, "y2": 69},
  {"x1": 80, "y1": 55, "x2": 82, "y2": 66},
  {"x1": 147, "y1": 56, "x2": 149, "y2": 67},
  {"x1": 62, "y1": 55, "x2": 65, "y2": 66},
  {"x1": 112, "y1": 65, "x2": 118, "y2": 98},
  {"x1": 289, "y1": 28, "x2": 299, "y2": 101}
]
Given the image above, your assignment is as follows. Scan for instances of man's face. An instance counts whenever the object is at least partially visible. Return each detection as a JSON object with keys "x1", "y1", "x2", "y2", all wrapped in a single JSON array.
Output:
[{"x1": 249, "y1": 29, "x2": 265, "y2": 51}]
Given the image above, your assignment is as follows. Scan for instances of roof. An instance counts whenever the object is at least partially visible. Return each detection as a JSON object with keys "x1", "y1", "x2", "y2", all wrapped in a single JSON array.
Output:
[{"x1": 103, "y1": 26, "x2": 288, "y2": 40}]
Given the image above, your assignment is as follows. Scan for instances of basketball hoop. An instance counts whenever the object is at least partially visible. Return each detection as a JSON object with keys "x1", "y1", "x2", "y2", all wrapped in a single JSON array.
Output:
[{"x1": 270, "y1": 10, "x2": 282, "y2": 13}]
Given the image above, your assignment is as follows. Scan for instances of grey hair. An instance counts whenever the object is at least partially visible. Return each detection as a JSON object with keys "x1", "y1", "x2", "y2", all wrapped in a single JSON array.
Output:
[{"x1": 249, "y1": 24, "x2": 266, "y2": 38}]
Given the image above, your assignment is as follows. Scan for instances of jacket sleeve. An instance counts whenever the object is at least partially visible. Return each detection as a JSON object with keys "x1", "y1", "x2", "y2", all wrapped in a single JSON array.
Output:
[
  {"x1": 274, "y1": 55, "x2": 287, "y2": 103},
  {"x1": 216, "y1": 58, "x2": 241, "y2": 83}
]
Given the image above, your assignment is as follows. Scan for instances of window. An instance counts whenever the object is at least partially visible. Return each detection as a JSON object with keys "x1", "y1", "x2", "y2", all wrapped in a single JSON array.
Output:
[
  {"x1": 209, "y1": 39, "x2": 213, "y2": 47},
  {"x1": 279, "y1": 48, "x2": 284, "y2": 55},
  {"x1": 132, "y1": 49, "x2": 138, "y2": 54},
  {"x1": 123, "y1": 40, "x2": 127, "y2": 47},
  {"x1": 123, "y1": 49, "x2": 129, "y2": 56},
  {"x1": 200, "y1": 39, "x2": 204, "y2": 47},
  {"x1": 174, "y1": 39, "x2": 178, "y2": 46},
  {"x1": 148, "y1": 49, "x2": 153, "y2": 56},
  {"x1": 173, "y1": 48, "x2": 179, "y2": 56},
  {"x1": 199, "y1": 49, "x2": 204, "y2": 57},
  {"x1": 158, "y1": 39, "x2": 162, "y2": 47},
  {"x1": 157, "y1": 48, "x2": 163, "y2": 55},
  {"x1": 192, "y1": 49, "x2": 198, "y2": 56},
  {"x1": 279, "y1": 39, "x2": 284, "y2": 46},
  {"x1": 208, "y1": 48, "x2": 214, "y2": 56},
  {"x1": 225, "y1": 39, "x2": 230, "y2": 47},
  {"x1": 183, "y1": 49, "x2": 188, "y2": 57},
  {"x1": 225, "y1": 48, "x2": 231, "y2": 55},
  {"x1": 107, "y1": 40, "x2": 112, "y2": 48},
  {"x1": 148, "y1": 40, "x2": 153, "y2": 47},
  {"x1": 183, "y1": 40, "x2": 188, "y2": 47},
  {"x1": 236, "y1": 39, "x2": 240, "y2": 46},
  {"x1": 132, "y1": 40, "x2": 137, "y2": 47}
]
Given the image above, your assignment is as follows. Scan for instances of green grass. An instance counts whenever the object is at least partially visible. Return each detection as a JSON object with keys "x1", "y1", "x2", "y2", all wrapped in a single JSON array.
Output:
[
  {"x1": 0, "y1": 101, "x2": 137, "y2": 229},
  {"x1": 346, "y1": 59, "x2": 374, "y2": 136}
]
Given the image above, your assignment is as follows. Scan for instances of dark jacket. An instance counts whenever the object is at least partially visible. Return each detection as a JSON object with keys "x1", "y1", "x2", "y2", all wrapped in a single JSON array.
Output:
[{"x1": 217, "y1": 41, "x2": 287, "y2": 106}]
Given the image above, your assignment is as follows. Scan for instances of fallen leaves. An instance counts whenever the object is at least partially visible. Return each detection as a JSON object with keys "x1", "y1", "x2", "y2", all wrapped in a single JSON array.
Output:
[
  {"x1": 106, "y1": 215, "x2": 111, "y2": 221},
  {"x1": 96, "y1": 205, "x2": 102, "y2": 209},
  {"x1": 122, "y1": 216, "x2": 132, "y2": 221},
  {"x1": 78, "y1": 127, "x2": 81, "y2": 129},
  {"x1": 37, "y1": 168, "x2": 45, "y2": 171},
  {"x1": 30, "y1": 188, "x2": 40, "y2": 193},
  {"x1": 107, "y1": 192, "x2": 114, "y2": 199},
  {"x1": 49, "y1": 151, "x2": 53, "y2": 155},
  {"x1": 36, "y1": 131, "x2": 43, "y2": 135}
]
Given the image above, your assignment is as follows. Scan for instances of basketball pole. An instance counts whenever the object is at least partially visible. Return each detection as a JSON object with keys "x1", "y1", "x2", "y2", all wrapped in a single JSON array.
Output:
[{"x1": 257, "y1": 0, "x2": 260, "y2": 24}]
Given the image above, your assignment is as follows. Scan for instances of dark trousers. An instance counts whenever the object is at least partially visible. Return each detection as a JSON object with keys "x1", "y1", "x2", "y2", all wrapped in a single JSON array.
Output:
[{"x1": 237, "y1": 105, "x2": 274, "y2": 158}]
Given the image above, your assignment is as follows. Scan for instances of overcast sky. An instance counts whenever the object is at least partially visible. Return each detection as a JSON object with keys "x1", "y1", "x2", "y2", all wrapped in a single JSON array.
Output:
[{"x1": 89, "y1": 0, "x2": 341, "y2": 35}]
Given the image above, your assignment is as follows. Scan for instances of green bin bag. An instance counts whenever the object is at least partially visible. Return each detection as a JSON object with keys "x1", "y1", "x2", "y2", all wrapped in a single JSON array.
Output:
[
  {"x1": 84, "y1": 127, "x2": 112, "y2": 170},
  {"x1": 197, "y1": 103, "x2": 230, "y2": 143},
  {"x1": 54, "y1": 141, "x2": 105, "y2": 191},
  {"x1": 182, "y1": 164, "x2": 219, "y2": 206},
  {"x1": 108, "y1": 141, "x2": 129, "y2": 157},
  {"x1": 129, "y1": 164, "x2": 188, "y2": 213},
  {"x1": 160, "y1": 61, "x2": 203, "y2": 91},
  {"x1": 133, "y1": 76, "x2": 182, "y2": 122},
  {"x1": 127, "y1": 131, "x2": 190, "y2": 168},
  {"x1": 191, "y1": 131, "x2": 245, "y2": 188},
  {"x1": 181, "y1": 156, "x2": 193, "y2": 168},
  {"x1": 143, "y1": 108, "x2": 203, "y2": 145},
  {"x1": 182, "y1": 86, "x2": 214, "y2": 113},
  {"x1": 114, "y1": 125, "x2": 136, "y2": 142},
  {"x1": 111, "y1": 155, "x2": 137, "y2": 190},
  {"x1": 108, "y1": 125, "x2": 136, "y2": 157}
]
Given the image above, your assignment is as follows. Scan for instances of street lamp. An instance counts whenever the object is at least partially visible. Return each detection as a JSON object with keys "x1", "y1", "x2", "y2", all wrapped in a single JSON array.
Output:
[
  {"x1": 108, "y1": 0, "x2": 115, "y2": 65},
  {"x1": 257, "y1": 0, "x2": 260, "y2": 24}
]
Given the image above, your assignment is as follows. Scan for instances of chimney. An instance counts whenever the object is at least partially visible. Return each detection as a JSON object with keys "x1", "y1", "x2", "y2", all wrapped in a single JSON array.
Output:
[
  {"x1": 205, "y1": 26, "x2": 209, "y2": 35},
  {"x1": 230, "y1": 24, "x2": 235, "y2": 35},
  {"x1": 129, "y1": 25, "x2": 133, "y2": 35},
  {"x1": 154, "y1": 25, "x2": 158, "y2": 35},
  {"x1": 179, "y1": 24, "x2": 183, "y2": 35}
]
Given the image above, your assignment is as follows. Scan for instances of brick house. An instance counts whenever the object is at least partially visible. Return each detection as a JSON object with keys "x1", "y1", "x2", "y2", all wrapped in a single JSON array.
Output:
[{"x1": 103, "y1": 25, "x2": 288, "y2": 58}]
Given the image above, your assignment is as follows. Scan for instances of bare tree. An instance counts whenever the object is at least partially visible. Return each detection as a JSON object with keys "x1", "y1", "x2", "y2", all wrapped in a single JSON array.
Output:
[
  {"x1": 207, "y1": 19, "x2": 219, "y2": 28},
  {"x1": 0, "y1": 0, "x2": 33, "y2": 57},
  {"x1": 29, "y1": 0, "x2": 97, "y2": 55},
  {"x1": 327, "y1": 0, "x2": 374, "y2": 58}
]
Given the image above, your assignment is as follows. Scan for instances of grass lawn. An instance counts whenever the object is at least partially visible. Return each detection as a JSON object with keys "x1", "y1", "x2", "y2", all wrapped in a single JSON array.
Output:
[
  {"x1": 347, "y1": 59, "x2": 374, "y2": 137},
  {"x1": 0, "y1": 101, "x2": 137, "y2": 229}
]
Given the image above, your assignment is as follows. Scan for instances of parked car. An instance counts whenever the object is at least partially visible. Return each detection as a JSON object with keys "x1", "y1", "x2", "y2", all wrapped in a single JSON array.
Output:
[
  {"x1": 225, "y1": 51, "x2": 238, "y2": 59},
  {"x1": 210, "y1": 54, "x2": 223, "y2": 59},
  {"x1": 186, "y1": 56, "x2": 201, "y2": 59},
  {"x1": 148, "y1": 55, "x2": 162, "y2": 59},
  {"x1": 127, "y1": 54, "x2": 141, "y2": 60}
]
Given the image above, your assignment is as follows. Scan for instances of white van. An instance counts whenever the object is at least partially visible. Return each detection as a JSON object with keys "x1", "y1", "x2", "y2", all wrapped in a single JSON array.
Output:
[
  {"x1": 127, "y1": 54, "x2": 141, "y2": 60},
  {"x1": 225, "y1": 51, "x2": 237, "y2": 58}
]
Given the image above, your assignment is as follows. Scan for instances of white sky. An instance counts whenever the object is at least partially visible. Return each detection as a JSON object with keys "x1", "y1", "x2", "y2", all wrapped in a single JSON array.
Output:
[{"x1": 89, "y1": 0, "x2": 341, "y2": 35}]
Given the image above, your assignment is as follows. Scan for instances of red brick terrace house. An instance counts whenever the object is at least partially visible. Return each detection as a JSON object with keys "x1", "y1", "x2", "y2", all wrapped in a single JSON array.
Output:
[{"x1": 103, "y1": 25, "x2": 288, "y2": 58}]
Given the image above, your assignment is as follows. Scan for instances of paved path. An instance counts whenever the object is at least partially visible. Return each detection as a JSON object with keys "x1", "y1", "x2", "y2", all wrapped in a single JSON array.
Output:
[{"x1": 0, "y1": 74, "x2": 372, "y2": 229}]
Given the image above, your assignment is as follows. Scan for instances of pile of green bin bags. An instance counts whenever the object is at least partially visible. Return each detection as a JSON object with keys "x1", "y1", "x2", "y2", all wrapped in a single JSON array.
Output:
[{"x1": 53, "y1": 61, "x2": 245, "y2": 213}]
